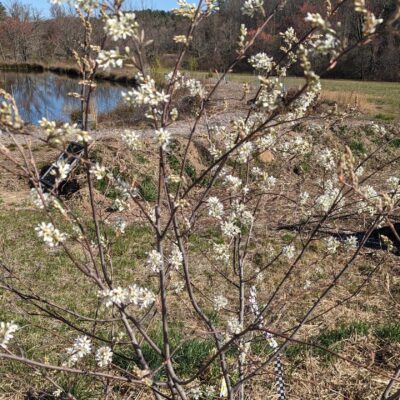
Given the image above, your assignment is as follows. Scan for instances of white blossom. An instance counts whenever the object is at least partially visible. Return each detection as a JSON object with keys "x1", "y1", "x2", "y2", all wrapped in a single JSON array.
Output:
[
  {"x1": 169, "y1": 245, "x2": 183, "y2": 269},
  {"x1": 96, "y1": 346, "x2": 113, "y2": 368},
  {"x1": 30, "y1": 188, "x2": 54, "y2": 209},
  {"x1": 387, "y1": 176, "x2": 400, "y2": 190},
  {"x1": 249, "y1": 53, "x2": 273, "y2": 72},
  {"x1": 305, "y1": 12, "x2": 327, "y2": 29},
  {"x1": 65, "y1": 335, "x2": 92, "y2": 366},
  {"x1": 325, "y1": 236, "x2": 340, "y2": 254},
  {"x1": 121, "y1": 129, "x2": 141, "y2": 150},
  {"x1": 241, "y1": 0, "x2": 264, "y2": 17},
  {"x1": 155, "y1": 128, "x2": 171, "y2": 150},
  {"x1": 122, "y1": 73, "x2": 169, "y2": 108},
  {"x1": 282, "y1": 244, "x2": 296, "y2": 260},
  {"x1": 105, "y1": 12, "x2": 138, "y2": 41},
  {"x1": 221, "y1": 221, "x2": 241, "y2": 238},
  {"x1": 213, "y1": 243, "x2": 230, "y2": 264},
  {"x1": 237, "y1": 142, "x2": 254, "y2": 163},
  {"x1": 90, "y1": 163, "x2": 107, "y2": 180},
  {"x1": 227, "y1": 317, "x2": 242, "y2": 336},
  {"x1": 99, "y1": 284, "x2": 155, "y2": 309},
  {"x1": 207, "y1": 197, "x2": 224, "y2": 219},
  {"x1": 0, "y1": 321, "x2": 18, "y2": 349},
  {"x1": 190, "y1": 387, "x2": 202, "y2": 400},
  {"x1": 224, "y1": 175, "x2": 242, "y2": 192},
  {"x1": 214, "y1": 295, "x2": 228, "y2": 311},
  {"x1": 318, "y1": 148, "x2": 336, "y2": 171},
  {"x1": 147, "y1": 250, "x2": 163, "y2": 272},
  {"x1": 344, "y1": 236, "x2": 358, "y2": 250},
  {"x1": 50, "y1": 159, "x2": 71, "y2": 181},
  {"x1": 173, "y1": 0, "x2": 197, "y2": 20},
  {"x1": 97, "y1": 49, "x2": 123, "y2": 70},
  {"x1": 300, "y1": 191, "x2": 309, "y2": 206},
  {"x1": 113, "y1": 217, "x2": 127, "y2": 235},
  {"x1": 35, "y1": 222, "x2": 66, "y2": 248}
]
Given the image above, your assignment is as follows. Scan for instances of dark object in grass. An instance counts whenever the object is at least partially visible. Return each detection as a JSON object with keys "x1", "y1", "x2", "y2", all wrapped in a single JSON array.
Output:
[
  {"x1": 279, "y1": 222, "x2": 400, "y2": 254},
  {"x1": 338, "y1": 223, "x2": 400, "y2": 253},
  {"x1": 30, "y1": 142, "x2": 84, "y2": 196}
]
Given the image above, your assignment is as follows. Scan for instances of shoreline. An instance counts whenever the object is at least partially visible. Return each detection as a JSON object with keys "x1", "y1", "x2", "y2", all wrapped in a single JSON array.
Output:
[{"x1": 0, "y1": 62, "x2": 137, "y2": 85}]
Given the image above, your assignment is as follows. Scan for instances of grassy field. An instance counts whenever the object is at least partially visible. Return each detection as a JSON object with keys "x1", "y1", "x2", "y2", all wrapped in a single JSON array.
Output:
[{"x1": 224, "y1": 73, "x2": 400, "y2": 121}]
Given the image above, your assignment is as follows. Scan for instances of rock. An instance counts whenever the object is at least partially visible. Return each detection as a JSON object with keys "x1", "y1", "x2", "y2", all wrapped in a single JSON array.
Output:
[{"x1": 258, "y1": 150, "x2": 274, "y2": 164}]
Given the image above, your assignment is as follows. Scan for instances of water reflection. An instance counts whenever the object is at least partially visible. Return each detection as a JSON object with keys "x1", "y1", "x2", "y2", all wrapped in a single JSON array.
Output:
[{"x1": 0, "y1": 71, "x2": 123, "y2": 125}]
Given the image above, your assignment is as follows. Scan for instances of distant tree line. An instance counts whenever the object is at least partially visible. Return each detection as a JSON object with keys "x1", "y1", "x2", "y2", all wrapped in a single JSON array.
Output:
[{"x1": 0, "y1": 0, "x2": 399, "y2": 81}]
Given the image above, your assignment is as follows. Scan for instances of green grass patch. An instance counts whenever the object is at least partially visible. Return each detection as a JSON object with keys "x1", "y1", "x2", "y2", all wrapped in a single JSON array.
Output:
[
  {"x1": 138, "y1": 176, "x2": 157, "y2": 202},
  {"x1": 286, "y1": 321, "x2": 400, "y2": 362},
  {"x1": 349, "y1": 140, "x2": 366, "y2": 156}
]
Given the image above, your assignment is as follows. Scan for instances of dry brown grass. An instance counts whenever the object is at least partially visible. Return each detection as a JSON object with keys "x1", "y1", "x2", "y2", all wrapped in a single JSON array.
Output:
[{"x1": 321, "y1": 90, "x2": 378, "y2": 115}]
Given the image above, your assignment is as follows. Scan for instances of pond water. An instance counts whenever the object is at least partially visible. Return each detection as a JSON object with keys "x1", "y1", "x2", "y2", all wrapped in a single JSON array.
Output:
[{"x1": 0, "y1": 71, "x2": 124, "y2": 125}]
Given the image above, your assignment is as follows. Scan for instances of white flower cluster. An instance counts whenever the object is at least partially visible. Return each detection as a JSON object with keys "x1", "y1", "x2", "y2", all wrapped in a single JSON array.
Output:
[
  {"x1": 241, "y1": 0, "x2": 264, "y2": 17},
  {"x1": 105, "y1": 12, "x2": 138, "y2": 41},
  {"x1": 237, "y1": 142, "x2": 254, "y2": 163},
  {"x1": 50, "y1": 160, "x2": 71, "y2": 181},
  {"x1": 256, "y1": 77, "x2": 284, "y2": 112},
  {"x1": 221, "y1": 221, "x2": 241, "y2": 238},
  {"x1": 65, "y1": 335, "x2": 92, "y2": 366},
  {"x1": 368, "y1": 122, "x2": 386, "y2": 136},
  {"x1": 280, "y1": 27, "x2": 298, "y2": 53},
  {"x1": 99, "y1": 284, "x2": 155, "y2": 309},
  {"x1": 97, "y1": 49, "x2": 124, "y2": 70},
  {"x1": 325, "y1": 236, "x2": 340, "y2": 254},
  {"x1": 173, "y1": 0, "x2": 197, "y2": 20},
  {"x1": 289, "y1": 80, "x2": 322, "y2": 118},
  {"x1": 121, "y1": 129, "x2": 141, "y2": 150},
  {"x1": 74, "y1": 0, "x2": 100, "y2": 12},
  {"x1": 387, "y1": 176, "x2": 400, "y2": 190},
  {"x1": 299, "y1": 191, "x2": 309, "y2": 206},
  {"x1": 165, "y1": 72, "x2": 205, "y2": 97},
  {"x1": 35, "y1": 222, "x2": 67, "y2": 247},
  {"x1": 318, "y1": 148, "x2": 336, "y2": 171},
  {"x1": 227, "y1": 317, "x2": 242, "y2": 336},
  {"x1": 316, "y1": 179, "x2": 341, "y2": 212},
  {"x1": 212, "y1": 243, "x2": 230, "y2": 264},
  {"x1": 122, "y1": 73, "x2": 169, "y2": 108},
  {"x1": 155, "y1": 128, "x2": 171, "y2": 150},
  {"x1": 224, "y1": 175, "x2": 242, "y2": 192},
  {"x1": 256, "y1": 131, "x2": 276, "y2": 151},
  {"x1": 0, "y1": 321, "x2": 18, "y2": 349},
  {"x1": 249, "y1": 53, "x2": 274, "y2": 73},
  {"x1": 207, "y1": 197, "x2": 224, "y2": 219},
  {"x1": 147, "y1": 249, "x2": 163, "y2": 273},
  {"x1": 282, "y1": 244, "x2": 296, "y2": 260},
  {"x1": 113, "y1": 217, "x2": 127, "y2": 235},
  {"x1": 305, "y1": 12, "x2": 327, "y2": 29},
  {"x1": 354, "y1": 0, "x2": 383, "y2": 35},
  {"x1": 251, "y1": 167, "x2": 277, "y2": 191},
  {"x1": 30, "y1": 188, "x2": 54, "y2": 209},
  {"x1": 174, "y1": 35, "x2": 190, "y2": 44},
  {"x1": 90, "y1": 163, "x2": 107, "y2": 180},
  {"x1": 169, "y1": 245, "x2": 183, "y2": 269},
  {"x1": 358, "y1": 185, "x2": 379, "y2": 215},
  {"x1": 344, "y1": 235, "x2": 358, "y2": 249},
  {"x1": 39, "y1": 118, "x2": 90, "y2": 144},
  {"x1": 214, "y1": 295, "x2": 228, "y2": 311},
  {"x1": 95, "y1": 346, "x2": 113, "y2": 368}
]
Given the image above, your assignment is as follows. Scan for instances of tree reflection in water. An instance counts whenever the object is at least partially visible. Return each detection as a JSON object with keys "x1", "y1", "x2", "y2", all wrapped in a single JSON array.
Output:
[{"x1": 0, "y1": 71, "x2": 122, "y2": 125}]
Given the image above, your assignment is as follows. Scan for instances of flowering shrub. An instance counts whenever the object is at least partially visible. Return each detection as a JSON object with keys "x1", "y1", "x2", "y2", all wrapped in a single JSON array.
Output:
[{"x1": 0, "y1": 0, "x2": 399, "y2": 399}]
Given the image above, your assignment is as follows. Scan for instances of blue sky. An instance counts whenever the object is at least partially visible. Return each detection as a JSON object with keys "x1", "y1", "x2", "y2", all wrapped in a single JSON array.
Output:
[{"x1": 19, "y1": 0, "x2": 179, "y2": 16}]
